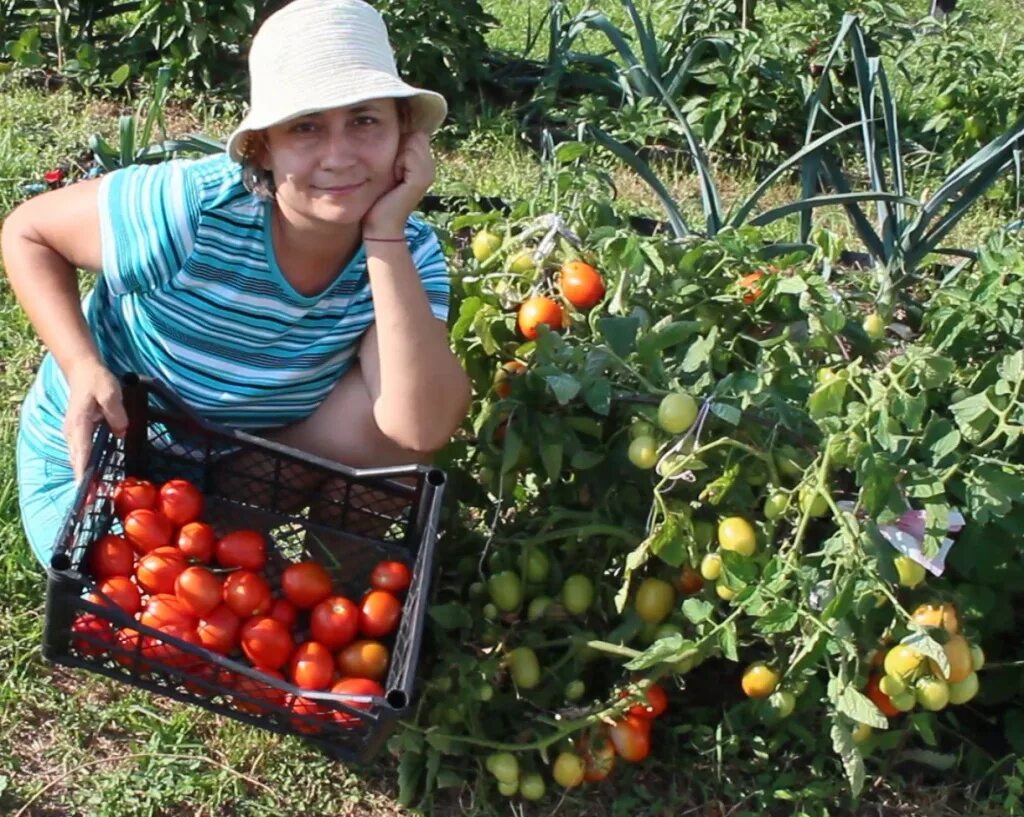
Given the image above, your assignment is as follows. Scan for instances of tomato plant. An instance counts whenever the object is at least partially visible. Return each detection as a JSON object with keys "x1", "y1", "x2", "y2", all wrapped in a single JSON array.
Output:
[{"x1": 558, "y1": 260, "x2": 605, "y2": 310}]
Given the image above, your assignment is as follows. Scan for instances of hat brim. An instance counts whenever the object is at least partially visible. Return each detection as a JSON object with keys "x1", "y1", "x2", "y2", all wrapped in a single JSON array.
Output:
[{"x1": 226, "y1": 77, "x2": 447, "y2": 163}]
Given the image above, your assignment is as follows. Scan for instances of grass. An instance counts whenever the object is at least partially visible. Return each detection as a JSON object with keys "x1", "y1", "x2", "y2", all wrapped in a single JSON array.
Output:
[{"x1": 2, "y1": 2, "x2": 1024, "y2": 814}]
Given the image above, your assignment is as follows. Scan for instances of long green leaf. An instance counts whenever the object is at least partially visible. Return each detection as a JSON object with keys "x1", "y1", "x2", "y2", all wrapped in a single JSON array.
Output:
[
  {"x1": 575, "y1": 11, "x2": 652, "y2": 96},
  {"x1": 118, "y1": 114, "x2": 135, "y2": 166},
  {"x1": 903, "y1": 116, "x2": 1024, "y2": 248},
  {"x1": 818, "y1": 151, "x2": 887, "y2": 261},
  {"x1": 138, "y1": 64, "x2": 172, "y2": 148},
  {"x1": 643, "y1": 71, "x2": 722, "y2": 234},
  {"x1": 749, "y1": 192, "x2": 919, "y2": 228},
  {"x1": 728, "y1": 120, "x2": 863, "y2": 228},
  {"x1": 803, "y1": 13, "x2": 860, "y2": 145},
  {"x1": 665, "y1": 37, "x2": 732, "y2": 99},
  {"x1": 587, "y1": 125, "x2": 689, "y2": 238},
  {"x1": 621, "y1": 0, "x2": 660, "y2": 80}
]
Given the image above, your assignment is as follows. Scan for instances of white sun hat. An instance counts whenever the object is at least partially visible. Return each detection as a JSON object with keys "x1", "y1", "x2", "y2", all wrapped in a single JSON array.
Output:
[{"x1": 226, "y1": 0, "x2": 449, "y2": 163}]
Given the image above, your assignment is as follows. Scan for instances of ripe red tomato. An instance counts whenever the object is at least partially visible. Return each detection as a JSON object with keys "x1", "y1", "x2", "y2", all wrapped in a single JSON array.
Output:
[
  {"x1": 240, "y1": 616, "x2": 293, "y2": 670},
  {"x1": 578, "y1": 729, "x2": 617, "y2": 782},
  {"x1": 113, "y1": 627, "x2": 143, "y2": 669},
  {"x1": 336, "y1": 640, "x2": 390, "y2": 682},
  {"x1": 196, "y1": 603, "x2": 241, "y2": 654},
  {"x1": 158, "y1": 479, "x2": 204, "y2": 527},
  {"x1": 607, "y1": 715, "x2": 652, "y2": 762},
  {"x1": 234, "y1": 668, "x2": 287, "y2": 714},
  {"x1": 285, "y1": 693, "x2": 331, "y2": 734},
  {"x1": 674, "y1": 566, "x2": 704, "y2": 596},
  {"x1": 139, "y1": 593, "x2": 196, "y2": 631},
  {"x1": 281, "y1": 562, "x2": 333, "y2": 609},
  {"x1": 71, "y1": 612, "x2": 112, "y2": 656},
  {"x1": 174, "y1": 566, "x2": 223, "y2": 617},
  {"x1": 177, "y1": 521, "x2": 216, "y2": 563},
  {"x1": 113, "y1": 477, "x2": 158, "y2": 519},
  {"x1": 517, "y1": 296, "x2": 564, "y2": 340},
  {"x1": 90, "y1": 575, "x2": 142, "y2": 616},
  {"x1": 135, "y1": 547, "x2": 187, "y2": 595},
  {"x1": 330, "y1": 677, "x2": 384, "y2": 726},
  {"x1": 310, "y1": 596, "x2": 359, "y2": 650},
  {"x1": 559, "y1": 260, "x2": 605, "y2": 310},
  {"x1": 123, "y1": 508, "x2": 174, "y2": 553},
  {"x1": 87, "y1": 533, "x2": 135, "y2": 579},
  {"x1": 359, "y1": 590, "x2": 402, "y2": 639},
  {"x1": 268, "y1": 597, "x2": 299, "y2": 629},
  {"x1": 216, "y1": 530, "x2": 266, "y2": 571},
  {"x1": 141, "y1": 623, "x2": 202, "y2": 671},
  {"x1": 289, "y1": 641, "x2": 335, "y2": 691},
  {"x1": 621, "y1": 681, "x2": 668, "y2": 720},
  {"x1": 370, "y1": 560, "x2": 412, "y2": 595},
  {"x1": 222, "y1": 570, "x2": 272, "y2": 618}
]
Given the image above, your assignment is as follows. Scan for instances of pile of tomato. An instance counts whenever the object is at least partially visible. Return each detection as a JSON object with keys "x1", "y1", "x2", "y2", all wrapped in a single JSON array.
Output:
[{"x1": 70, "y1": 475, "x2": 412, "y2": 733}]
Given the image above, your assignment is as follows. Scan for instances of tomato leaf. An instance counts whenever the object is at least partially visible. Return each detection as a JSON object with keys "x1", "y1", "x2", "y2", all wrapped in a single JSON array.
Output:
[
  {"x1": 541, "y1": 440, "x2": 564, "y2": 482},
  {"x1": 836, "y1": 684, "x2": 888, "y2": 728},
  {"x1": 682, "y1": 327, "x2": 717, "y2": 373},
  {"x1": 901, "y1": 630, "x2": 949, "y2": 677},
  {"x1": 753, "y1": 601, "x2": 799, "y2": 634},
  {"x1": 624, "y1": 633, "x2": 693, "y2": 671},
  {"x1": 429, "y1": 603, "x2": 473, "y2": 630},
  {"x1": 584, "y1": 379, "x2": 613, "y2": 415},
  {"x1": 397, "y1": 750, "x2": 424, "y2": 807},
  {"x1": 829, "y1": 717, "x2": 866, "y2": 796},
  {"x1": 909, "y1": 712, "x2": 939, "y2": 747},
  {"x1": 808, "y1": 378, "x2": 848, "y2": 421},
  {"x1": 717, "y1": 621, "x2": 739, "y2": 662},
  {"x1": 500, "y1": 426, "x2": 523, "y2": 475},
  {"x1": 598, "y1": 316, "x2": 640, "y2": 357},
  {"x1": 648, "y1": 513, "x2": 686, "y2": 567},
  {"x1": 545, "y1": 374, "x2": 582, "y2": 405},
  {"x1": 419, "y1": 747, "x2": 442, "y2": 807},
  {"x1": 451, "y1": 296, "x2": 482, "y2": 342},
  {"x1": 682, "y1": 598, "x2": 713, "y2": 624},
  {"x1": 899, "y1": 749, "x2": 958, "y2": 771},
  {"x1": 710, "y1": 402, "x2": 741, "y2": 426}
]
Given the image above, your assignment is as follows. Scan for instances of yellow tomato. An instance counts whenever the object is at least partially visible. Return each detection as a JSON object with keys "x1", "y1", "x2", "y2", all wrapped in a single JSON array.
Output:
[
  {"x1": 718, "y1": 517, "x2": 757, "y2": 556},
  {"x1": 741, "y1": 663, "x2": 780, "y2": 698}
]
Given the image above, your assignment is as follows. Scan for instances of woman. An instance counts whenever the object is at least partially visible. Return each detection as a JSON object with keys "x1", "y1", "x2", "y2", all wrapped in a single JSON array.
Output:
[{"x1": 1, "y1": 0, "x2": 471, "y2": 565}]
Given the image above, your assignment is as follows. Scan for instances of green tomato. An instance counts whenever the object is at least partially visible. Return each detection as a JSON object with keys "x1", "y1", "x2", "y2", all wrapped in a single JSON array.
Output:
[
  {"x1": 562, "y1": 574, "x2": 594, "y2": 615},
  {"x1": 948, "y1": 671, "x2": 979, "y2": 705},
  {"x1": 964, "y1": 114, "x2": 986, "y2": 140},
  {"x1": 934, "y1": 92, "x2": 955, "y2": 111},
  {"x1": 799, "y1": 486, "x2": 829, "y2": 518},
  {"x1": 628, "y1": 435, "x2": 658, "y2": 469},
  {"x1": 630, "y1": 420, "x2": 656, "y2": 440},
  {"x1": 851, "y1": 723, "x2": 873, "y2": 744},
  {"x1": 497, "y1": 779, "x2": 518, "y2": 797},
  {"x1": 483, "y1": 603, "x2": 499, "y2": 621},
  {"x1": 774, "y1": 444, "x2": 808, "y2": 481},
  {"x1": 635, "y1": 577, "x2": 676, "y2": 624},
  {"x1": 551, "y1": 752, "x2": 585, "y2": 788},
  {"x1": 718, "y1": 516, "x2": 757, "y2": 556},
  {"x1": 519, "y1": 772, "x2": 546, "y2": 801},
  {"x1": 915, "y1": 676, "x2": 950, "y2": 711},
  {"x1": 763, "y1": 491, "x2": 790, "y2": 521},
  {"x1": 527, "y1": 595, "x2": 553, "y2": 622},
  {"x1": 878, "y1": 674, "x2": 906, "y2": 697},
  {"x1": 564, "y1": 679, "x2": 586, "y2": 701},
  {"x1": 487, "y1": 752, "x2": 520, "y2": 784},
  {"x1": 970, "y1": 644, "x2": 985, "y2": 671},
  {"x1": 658, "y1": 392, "x2": 699, "y2": 434},
  {"x1": 519, "y1": 548, "x2": 550, "y2": 583},
  {"x1": 862, "y1": 313, "x2": 886, "y2": 341},
  {"x1": 507, "y1": 646, "x2": 541, "y2": 689},
  {"x1": 694, "y1": 303, "x2": 717, "y2": 333},
  {"x1": 895, "y1": 556, "x2": 927, "y2": 589},
  {"x1": 889, "y1": 690, "x2": 917, "y2": 712},
  {"x1": 767, "y1": 690, "x2": 796, "y2": 719},
  {"x1": 744, "y1": 459, "x2": 768, "y2": 487},
  {"x1": 472, "y1": 229, "x2": 502, "y2": 262},
  {"x1": 700, "y1": 552, "x2": 723, "y2": 581},
  {"x1": 488, "y1": 570, "x2": 524, "y2": 612},
  {"x1": 508, "y1": 250, "x2": 536, "y2": 274},
  {"x1": 478, "y1": 683, "x2": 494, "y2": 702}
]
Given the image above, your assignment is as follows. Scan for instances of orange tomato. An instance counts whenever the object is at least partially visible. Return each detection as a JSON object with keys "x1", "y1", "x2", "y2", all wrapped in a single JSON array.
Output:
[
  {"x1": 123, "y1": 508, "x2": 174, "y2": 553},
  {"x1": 112, "y1": 477, "x2": 159, "y2": 520},
  {"x1": 517, "y1": 296, "x2": 564, "y2": 340},
  {"x1": 330, "y1": 677, "x2": 384, "y2": 726},
  {"x1": 222, "y1": 570, "x2": 272, "y2": 618},
  {"x1": 336, "y1": 639, "x2": 390, "y2": 682},
  {"x1": 289, "y1": 641, "x2": 336, "y2": 690},
  {"x1": 177, "y1": 521, "x2": 217, "y2": 563},
  {"x1": 359, "y1": 590, "x2": 402, "y2": 639},
  {"x1": 174, "y1": 566, "x2": 223, "y2": 617},
  {"x1": 135, "y1": 547, "x2": 188, "y2": 595},
  {"x1": 739, "y1": 271, "x2": 766, "y2": 304},
  {"x1": 90, "y1": 575, "x2": 142, "y2": 616},
  {"x1": 281, "y1": 562, "x2": 334, "y2": 609},
  {"x1": 493, "y1": 360, "x2": 527, "y2": 400},
  {"x1": 866, "y1": 673, "x2": 900, "y2": 717},
  {"x1": 559, "y1": 260, "x2": 605, "y2": 310},
  {"x1": 87, "y1": 533, "x2": 135, "y2": 579}
]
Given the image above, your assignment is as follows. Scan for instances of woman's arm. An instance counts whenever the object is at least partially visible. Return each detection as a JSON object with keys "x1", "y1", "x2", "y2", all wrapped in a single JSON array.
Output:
[
  {"x1": 1, "y1": 180, "x2": 128, "y2": 478},
  {"x1": 359, "y1": 248, "x2": 471, "y2": 453}
]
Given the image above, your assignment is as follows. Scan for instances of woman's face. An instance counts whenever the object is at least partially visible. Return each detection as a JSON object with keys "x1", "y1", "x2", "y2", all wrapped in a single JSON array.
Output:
[{"x1": 260, "y1": 98, "x2": 403, "y2": 229}]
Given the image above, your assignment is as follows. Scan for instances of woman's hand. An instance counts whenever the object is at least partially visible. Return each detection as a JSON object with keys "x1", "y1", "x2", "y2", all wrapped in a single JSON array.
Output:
[
  {"x1": 362, "y1": 131, "x2": 435, "y2": 239},
  {"x1": 64, "y1": 362, "x2": 128, "y2": 482}
]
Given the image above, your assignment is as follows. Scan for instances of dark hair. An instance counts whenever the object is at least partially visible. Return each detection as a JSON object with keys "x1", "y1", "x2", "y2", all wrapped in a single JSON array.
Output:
[{"x1": 240, "y1": 97, "x2": 414, "y2": 199}]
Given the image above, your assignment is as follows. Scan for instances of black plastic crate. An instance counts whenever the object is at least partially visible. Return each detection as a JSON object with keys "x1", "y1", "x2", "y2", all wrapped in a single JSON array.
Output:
[{"x1": 42, "y1": 373, "x2": 446, "y2": 762}]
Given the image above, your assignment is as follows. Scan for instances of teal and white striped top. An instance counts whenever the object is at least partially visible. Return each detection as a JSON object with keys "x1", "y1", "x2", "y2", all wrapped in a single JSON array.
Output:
[{"x1": 19, "y1": 152, "x2": 451, "y2": 467}]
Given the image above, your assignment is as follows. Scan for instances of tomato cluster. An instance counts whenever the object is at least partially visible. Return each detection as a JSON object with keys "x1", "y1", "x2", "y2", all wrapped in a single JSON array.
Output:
[
  {"x1": 71, "y1": 475, "x2": 413, "y2": 734},
  {"x1": 514, "y1": 260, "x2": 606, "y2": 342}
]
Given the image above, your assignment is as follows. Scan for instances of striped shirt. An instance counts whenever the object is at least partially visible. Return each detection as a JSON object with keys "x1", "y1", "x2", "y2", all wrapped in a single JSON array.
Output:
[{"x1": 18, "y1": 152, "x2": 451, "y2": 467}]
